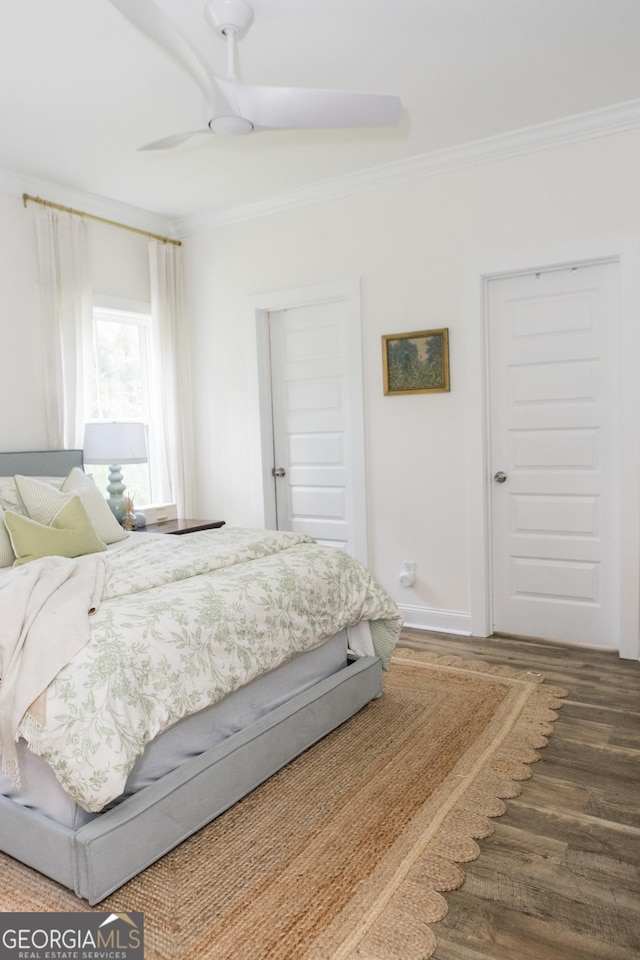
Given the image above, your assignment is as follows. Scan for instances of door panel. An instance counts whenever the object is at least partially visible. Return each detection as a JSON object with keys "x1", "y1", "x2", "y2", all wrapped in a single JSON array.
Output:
[
  {"x1": 488, "y1": 262, "x2": 619, "y2": 646},
  {"x1": 268, "y1": 301, "x2": 354, "y2": 552}
]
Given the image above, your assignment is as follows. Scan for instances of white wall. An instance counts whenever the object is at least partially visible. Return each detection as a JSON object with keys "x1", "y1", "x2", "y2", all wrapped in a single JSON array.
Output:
[
  {"x1": 0, "y1": 191, "x2": 151, "y2": 450},
  {"x1": 2, "y1": 128, "x2": 639, "y2": 634},
  {"x1": 92, "y1": 219, "x2": 151, "y2": 308},
  {"x1": 182, "y1": 127, "x2": 640, "y2": 627}
]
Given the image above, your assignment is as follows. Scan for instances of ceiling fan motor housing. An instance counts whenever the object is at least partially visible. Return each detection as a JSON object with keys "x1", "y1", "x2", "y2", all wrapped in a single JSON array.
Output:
[
  {"x1": 204, "y1": 0, "x2": 254, "y2": 38},
  {"x1": 209, "y1": 115, "x2": 254, "y2": 135}
]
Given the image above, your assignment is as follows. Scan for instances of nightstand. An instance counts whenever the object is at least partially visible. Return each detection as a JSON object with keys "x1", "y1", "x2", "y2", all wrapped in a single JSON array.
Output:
[{"x1": 137, "y1": 519, "x2": 226, "y2": 535}]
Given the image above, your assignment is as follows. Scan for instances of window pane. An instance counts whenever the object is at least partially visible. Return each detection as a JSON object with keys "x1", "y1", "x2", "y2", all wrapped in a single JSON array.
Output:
[
  {"x1": 90, "y1": 311, "x2": 152, "y2": 505},
  {"x1": 93, "y1": 319, "x2": 145, "y2": 420}
]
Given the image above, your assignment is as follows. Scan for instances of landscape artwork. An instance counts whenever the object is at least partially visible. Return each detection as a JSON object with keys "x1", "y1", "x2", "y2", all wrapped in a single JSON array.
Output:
[{"x1": 382, "y1": 328, "x2": 450, "y2": 395}]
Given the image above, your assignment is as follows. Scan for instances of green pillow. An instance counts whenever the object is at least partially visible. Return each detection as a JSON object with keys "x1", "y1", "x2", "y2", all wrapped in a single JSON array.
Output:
[{"x1": 4, "y1": 496, "x2": 107, "y2": 566}]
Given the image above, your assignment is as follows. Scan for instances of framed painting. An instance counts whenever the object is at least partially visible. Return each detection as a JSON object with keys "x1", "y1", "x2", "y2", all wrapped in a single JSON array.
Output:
[{"x1": 382, "y1": 328, "x2": 450, "y2": 395}]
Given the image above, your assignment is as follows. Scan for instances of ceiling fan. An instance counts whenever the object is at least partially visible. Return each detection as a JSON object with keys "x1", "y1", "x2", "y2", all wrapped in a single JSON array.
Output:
[{"x1": 107, "y1": 0, "x2": 403, "y2": 147}]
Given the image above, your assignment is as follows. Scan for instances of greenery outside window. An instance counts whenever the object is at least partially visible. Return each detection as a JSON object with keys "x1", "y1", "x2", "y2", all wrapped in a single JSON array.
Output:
[{"x1": 90, "y1": 306, "x2": 152, "y2": 506}]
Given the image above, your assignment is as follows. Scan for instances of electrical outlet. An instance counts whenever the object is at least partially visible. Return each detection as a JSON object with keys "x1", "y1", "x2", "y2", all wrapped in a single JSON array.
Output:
[{"x1": 399, "y1": 560, "x2": 416, "y2": 587}]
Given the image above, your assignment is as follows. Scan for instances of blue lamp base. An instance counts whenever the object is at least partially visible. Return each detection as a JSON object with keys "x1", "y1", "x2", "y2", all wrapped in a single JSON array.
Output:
[{"x1": 106, "y1": 464, "x2": 127, "y2": 524}]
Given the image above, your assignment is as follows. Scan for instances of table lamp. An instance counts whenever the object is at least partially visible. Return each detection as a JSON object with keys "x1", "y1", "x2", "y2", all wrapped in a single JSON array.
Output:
[{"x1": 83, "y1": 421, "x2": 148, "y2": 524}]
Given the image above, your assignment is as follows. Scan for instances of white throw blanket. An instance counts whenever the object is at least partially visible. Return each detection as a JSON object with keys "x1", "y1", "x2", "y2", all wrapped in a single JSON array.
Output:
[{"x1": 0, "y1": 553, "x2": 108, "y2": 787}]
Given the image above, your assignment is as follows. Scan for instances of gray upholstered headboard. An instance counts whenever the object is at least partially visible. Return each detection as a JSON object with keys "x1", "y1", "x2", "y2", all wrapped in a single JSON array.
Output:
[{"x1": 0, "y1": 449, "x2": 83, "y2": 477}]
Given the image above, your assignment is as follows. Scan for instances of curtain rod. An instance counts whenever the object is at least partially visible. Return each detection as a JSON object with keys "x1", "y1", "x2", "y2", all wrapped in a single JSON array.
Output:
[{"x1": 22, "y1": 193, "x2": 182, "y2": 247}]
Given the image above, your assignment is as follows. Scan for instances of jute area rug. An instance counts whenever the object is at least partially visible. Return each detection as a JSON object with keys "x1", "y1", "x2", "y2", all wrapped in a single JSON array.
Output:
[{"x1": 0, "y1": 649, "x2": 566, "y2": 960}]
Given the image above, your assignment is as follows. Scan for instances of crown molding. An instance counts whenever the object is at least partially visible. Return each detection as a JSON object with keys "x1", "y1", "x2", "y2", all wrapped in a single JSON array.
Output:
[
  {"x1": 174, "y1": 97, "x2": 640, "y2": 237},
  {"x1": 2, "y1": 98, "x2": 639, "y2": 240},
  {"x1": 0, "y1": 166, "x2": 175, "y2": 239}
]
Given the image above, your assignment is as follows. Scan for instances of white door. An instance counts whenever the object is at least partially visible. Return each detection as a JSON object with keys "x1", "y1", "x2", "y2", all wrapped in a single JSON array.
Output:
[
  {"x1": 267, "y1": 298, "x2": 366, "y2": 559},
  {"x1": 488, "y1": 261, "x2": 620, "y2": 646}
]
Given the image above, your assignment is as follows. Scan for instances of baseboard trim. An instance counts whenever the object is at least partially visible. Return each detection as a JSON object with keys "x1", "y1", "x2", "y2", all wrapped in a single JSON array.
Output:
[{"x1": 398, "y1": 604, "x2": 472, "y2": 635}]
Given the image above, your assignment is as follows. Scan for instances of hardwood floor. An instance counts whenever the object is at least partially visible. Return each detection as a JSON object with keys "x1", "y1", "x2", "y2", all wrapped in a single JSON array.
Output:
[{"x1": 398, "y1": 627, "x2": 640, "y2": 960}]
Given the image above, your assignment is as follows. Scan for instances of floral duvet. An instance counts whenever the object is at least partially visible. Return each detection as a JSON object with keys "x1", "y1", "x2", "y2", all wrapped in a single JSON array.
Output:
[{"x1": 16, "y1": 528, "x2": 402, "y2": 812}]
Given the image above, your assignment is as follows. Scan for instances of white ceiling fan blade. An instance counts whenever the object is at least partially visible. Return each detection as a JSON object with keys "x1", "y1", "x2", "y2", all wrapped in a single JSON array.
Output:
[
  {"x1": 106, "y1": 0, "x2": 220, "y2": 103},
  {"x1": 227, "y1": 84, "x2": 403, "y2": 131},
  {"x1": 139, "y1": 130, "x2": 208, "y2": 151},
  {"x1": 107, "y1": 1, "x2": 403, "y2": 141}
]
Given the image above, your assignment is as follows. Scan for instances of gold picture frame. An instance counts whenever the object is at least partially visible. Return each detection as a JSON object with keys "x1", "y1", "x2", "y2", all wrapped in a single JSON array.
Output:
[{"x1": 382, "y1": 328, "x2": 450, "y2": 395}]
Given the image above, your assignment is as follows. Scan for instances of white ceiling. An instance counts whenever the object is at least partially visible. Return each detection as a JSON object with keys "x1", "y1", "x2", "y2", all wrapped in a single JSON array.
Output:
[{"x1": 2, "y1": 0, "x2": 640, "y2": 227}]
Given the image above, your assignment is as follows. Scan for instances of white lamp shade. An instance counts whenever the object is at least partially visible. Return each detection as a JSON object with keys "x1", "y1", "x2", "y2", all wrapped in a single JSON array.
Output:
[{"x1": 83, "y1": 421, "x2": 148, "y2": 465}]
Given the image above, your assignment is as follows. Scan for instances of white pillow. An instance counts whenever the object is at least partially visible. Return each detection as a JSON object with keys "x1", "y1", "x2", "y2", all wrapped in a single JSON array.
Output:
[
  {"x1": 62, "y1": 468, "x2": 127, "y2": 543},
  {"x1": 15, "y1": 469, "x2": 127, "y2": 545},
  {"x1": 0, "y1": 476, "x2": 64, "y2": 511},
  {"x1": 0, "y1": 506, "x2": 15, "y2": 567},
  {"x1": 0, "y1": 477, "x2": 23, "y2": 514}
]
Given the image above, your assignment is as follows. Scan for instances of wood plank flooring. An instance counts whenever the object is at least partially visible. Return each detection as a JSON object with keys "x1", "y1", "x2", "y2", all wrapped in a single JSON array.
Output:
[{"x1": 398, "y1": 628, "x2": 640, "y2": 960}]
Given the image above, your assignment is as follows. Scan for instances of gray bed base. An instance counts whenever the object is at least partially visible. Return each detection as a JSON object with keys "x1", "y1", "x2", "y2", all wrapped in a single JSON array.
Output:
[
  {"x1": 0, "y1": 654, "x2": 382, "y2": 904},
  {"x1": 0, "y1": 449, "x2": 383, "y2": 902}
]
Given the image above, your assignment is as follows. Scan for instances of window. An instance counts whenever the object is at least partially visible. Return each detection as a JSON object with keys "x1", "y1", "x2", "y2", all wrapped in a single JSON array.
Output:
[{"x1": 90, "y1": 306, "x2": 152, "y2": 505}]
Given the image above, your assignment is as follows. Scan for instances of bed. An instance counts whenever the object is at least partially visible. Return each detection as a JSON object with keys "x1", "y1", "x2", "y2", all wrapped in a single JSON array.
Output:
[{"x1": 0, "y1": 449, "x2": 402, "y2": 903}]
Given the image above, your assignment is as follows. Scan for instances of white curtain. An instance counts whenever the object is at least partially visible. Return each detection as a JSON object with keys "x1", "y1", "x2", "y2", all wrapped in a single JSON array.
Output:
[
  {"x1": 148, "y1": 240, "x2": 195, "y2": 516},
  {"x1": 34, "y1": 206, "x2": 93, "y2": 449}
]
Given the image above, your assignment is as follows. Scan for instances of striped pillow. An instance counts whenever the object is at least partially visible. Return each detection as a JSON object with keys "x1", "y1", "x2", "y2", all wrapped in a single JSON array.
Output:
[
  {"x1": 15, "y1": 470, "x2": 127, "y2": 545},
  {"x1": 15, "y1": 475, "x2": 74, "y2": 523}
]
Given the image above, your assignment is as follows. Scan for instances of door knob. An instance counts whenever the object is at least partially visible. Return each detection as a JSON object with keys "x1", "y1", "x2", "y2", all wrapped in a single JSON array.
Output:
[
  {"x1": 272, "y1": 467, "x2": 286, "y2": 478},
  {"x1": 494, "y1": 471, "x2": 507, "y2": 483}
]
